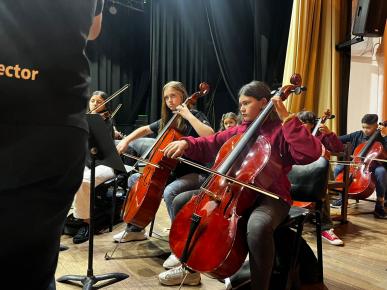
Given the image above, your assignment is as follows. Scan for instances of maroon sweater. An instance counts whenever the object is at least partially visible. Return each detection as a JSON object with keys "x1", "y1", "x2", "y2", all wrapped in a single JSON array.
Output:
[
  {"x1": 180, "y1": 117, "x2": 322, "y2": 204},
  {"x1": 316, "y1": 132, "x2": 344, "y2": 153}
]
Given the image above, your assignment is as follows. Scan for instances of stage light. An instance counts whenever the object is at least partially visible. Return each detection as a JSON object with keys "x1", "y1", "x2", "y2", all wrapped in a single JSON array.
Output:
[{"x1": 109, "y1": 5, "x2": 117, "y2": 15}]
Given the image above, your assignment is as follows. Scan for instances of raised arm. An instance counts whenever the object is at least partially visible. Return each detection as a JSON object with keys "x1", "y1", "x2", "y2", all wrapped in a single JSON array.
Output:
[
  {"x1": 88, "y1": 0, "x2": 104, "y2": 40},
  {"x1": 281, "y1": 117, "x2": 322, "y2": 165},
  {"x1": 176, "y1": 104, "x2": 214, "y2": 137}
]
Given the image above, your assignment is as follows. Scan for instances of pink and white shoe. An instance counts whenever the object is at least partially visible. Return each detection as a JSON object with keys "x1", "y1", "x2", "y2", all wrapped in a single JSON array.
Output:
[{"x1": 321, "y1": 229, "x2": 344, "y2": 246}]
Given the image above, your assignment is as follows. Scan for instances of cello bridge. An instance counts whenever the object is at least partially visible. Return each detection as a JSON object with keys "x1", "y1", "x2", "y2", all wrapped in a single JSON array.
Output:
[{"x1": 200, "y1": 187, "x2": 222, "y2": 202}]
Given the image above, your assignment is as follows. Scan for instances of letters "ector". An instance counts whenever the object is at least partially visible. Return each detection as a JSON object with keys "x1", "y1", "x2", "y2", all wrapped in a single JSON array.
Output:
[{"x1": 0, "y1": 64, "x2": 39, "y2": 80}]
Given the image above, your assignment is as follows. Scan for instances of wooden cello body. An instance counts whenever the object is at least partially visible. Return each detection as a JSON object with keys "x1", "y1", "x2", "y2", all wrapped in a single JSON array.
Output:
[
  {"x1": 335, "y1": 121, "x2": 387, "y2": 200},
  {"x1": 335, "y1": 137, "x2": 386, "y2": 200},
  {"x1": 170, "y1": 135, "x2": 283, "y2": 278},
  {"x1": 122, "y1": 129, "x2": 182, "y2": 228},
  {"x1": 169, "y1": 75, "x2": 304, "y2": 279},
  {"x1": 121, "y1": 83, "x2": 210, "y2": 228}
]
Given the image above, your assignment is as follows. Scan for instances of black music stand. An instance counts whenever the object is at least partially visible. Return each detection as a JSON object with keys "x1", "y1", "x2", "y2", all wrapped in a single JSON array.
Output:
[{"x1": 57, "y1": 114, "x2": 128, "y2": 289}]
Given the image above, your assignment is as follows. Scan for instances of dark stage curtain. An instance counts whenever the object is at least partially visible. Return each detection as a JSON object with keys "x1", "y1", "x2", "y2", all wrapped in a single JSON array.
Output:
[
  {"x1": 205, "y1": 0, "x2": 293, "y2": 99},
  {"x1": 148, "y1": 0, "x2": 221, "y2": 124},
  {"x1": 87, "y1": 0, "x2": 293, "y2": 131},
  {"x1": 86, "y1": 6, "x2": 151, "y2": 128}
]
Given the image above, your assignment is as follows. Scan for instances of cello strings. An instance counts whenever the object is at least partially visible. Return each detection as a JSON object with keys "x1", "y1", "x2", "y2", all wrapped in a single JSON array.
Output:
[{"x1": 177, "y1": 157, "x2": 279, "y2": 200}]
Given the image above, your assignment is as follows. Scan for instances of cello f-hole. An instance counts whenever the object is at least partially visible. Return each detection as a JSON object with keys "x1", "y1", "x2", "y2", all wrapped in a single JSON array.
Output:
[{"x1": 222, "y1": 186, "x2": 234, "y2": 216}]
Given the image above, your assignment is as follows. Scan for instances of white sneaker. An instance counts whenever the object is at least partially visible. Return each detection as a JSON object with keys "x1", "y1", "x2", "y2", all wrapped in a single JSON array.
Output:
[
  {"x1": 162, "y1": 254, "x2": 181, "y2": 269},
  {"x1": 158, "y1": 265, "x2": 201, "y2": 286},
  {"x1": 224, "y1": 277, "x2": 232, "y2": 290},
  {"x1": 113, "y1": 229, "x2": 147, "y2": 243}
]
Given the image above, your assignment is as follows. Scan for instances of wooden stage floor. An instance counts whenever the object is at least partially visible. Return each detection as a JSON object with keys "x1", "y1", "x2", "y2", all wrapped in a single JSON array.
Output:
[{"x1": 56, "y1": 198, "x2": 387, "y2": 290}]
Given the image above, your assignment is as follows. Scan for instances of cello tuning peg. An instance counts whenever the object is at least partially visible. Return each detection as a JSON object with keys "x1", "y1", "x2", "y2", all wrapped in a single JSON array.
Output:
[{"x1": 292, "y1": 86, "x2": 307, "y2": 95}]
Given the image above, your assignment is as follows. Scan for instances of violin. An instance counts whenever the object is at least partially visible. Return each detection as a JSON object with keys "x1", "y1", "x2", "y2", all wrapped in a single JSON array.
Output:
[
  {"x1": 97, "y1": 110, "x2": 111, "y2": 120},
  {"x1": 121, "y1": 82, "x2": 210, "y2": 228},
  {"x1": 86, "y1": 84, "x2": 129, "y2": 114},
  {"x1": 168, "y1": 74, "x2": 305, "y2": 279},
  {"x1": 96, "y1": 103, "x2": 123, "y2": 121},
  {"x1": 335, "y1": 121, "x2": 387, "y2": 200}
]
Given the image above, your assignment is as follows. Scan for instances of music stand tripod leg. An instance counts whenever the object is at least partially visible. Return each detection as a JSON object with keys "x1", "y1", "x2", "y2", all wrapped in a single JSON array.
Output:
[{"x1": 57, "y1": 148, "x2": 129, "y2": 289}]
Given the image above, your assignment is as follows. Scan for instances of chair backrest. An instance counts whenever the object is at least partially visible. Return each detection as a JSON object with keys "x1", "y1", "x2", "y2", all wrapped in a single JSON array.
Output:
[
  {"x1": 288, "y1": 157, "x2": 329, "y2": 202},
  {"x1": 329, "y1": 142, "x2": 352, "y2": 180}
]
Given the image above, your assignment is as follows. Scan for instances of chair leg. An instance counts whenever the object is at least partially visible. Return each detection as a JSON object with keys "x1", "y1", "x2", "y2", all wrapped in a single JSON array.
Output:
[
  {"x1": 148, "y1": 218, "x2": 155, "y2": 237},
  {"x1": 293, "y1": 217, "x2": 305, "y2": 268},
  {"x1": 286, "y1": 215, "x2": 307, "y2": 290},
  {"x1": 110, "y1": 177, "x2": 118, "y2": 232},
  {"x1": 315, "y1": 201, "x2": 323, "y2": 282}
]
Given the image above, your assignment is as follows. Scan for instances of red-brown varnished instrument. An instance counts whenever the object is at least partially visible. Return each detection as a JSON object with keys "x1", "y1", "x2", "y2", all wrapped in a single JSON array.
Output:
[
  {"x1": 311, "y1": 109, "x2": 334, "y2": 136},
  {"x1": 335, "y1": 121, "x2": 387, "y2": 200},
  {"x1": 169, "y1": 75, "x2": 305, "y2": 279},
  {"x1": 121, "y1": 83, "x2": 210, "y2": 228}
]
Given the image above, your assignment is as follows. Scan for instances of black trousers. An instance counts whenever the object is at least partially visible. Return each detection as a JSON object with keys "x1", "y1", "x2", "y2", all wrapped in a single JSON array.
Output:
[{"x1": 0, "y1": 125, "x2": 87, "y2": 290}]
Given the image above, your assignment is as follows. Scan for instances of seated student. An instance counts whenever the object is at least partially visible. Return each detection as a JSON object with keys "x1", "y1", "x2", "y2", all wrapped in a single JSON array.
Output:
[
  {"x1": 158, "y1": 80, "x2": 321, "y2": 288},
  {"x1": 218, "y1": 112, "x2": 240, "y2": 131},
  {"x1": 331, "y1": 114, "x2": 387, "y2": 219},
  {"x1": 297, "y1": 111, "x2": 344, "y2": 246},
  {"x1": 113, "y1": 81, "x2": 214, "y2": 243},
  {"x1": 72, "y1": 91, "x2": 117, "y2": 244},
  {"x1": 160, "y1": 189, "x2": 200, "y2": 272}
]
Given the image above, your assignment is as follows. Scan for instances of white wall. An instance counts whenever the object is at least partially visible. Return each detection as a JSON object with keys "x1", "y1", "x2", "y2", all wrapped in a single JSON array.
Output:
[
  {"x1": 347, "y1": 0, "x2": 384, "y2": 133},
  {"x1": 347, "y1": 38, "x2": 384, "y2": 133}
]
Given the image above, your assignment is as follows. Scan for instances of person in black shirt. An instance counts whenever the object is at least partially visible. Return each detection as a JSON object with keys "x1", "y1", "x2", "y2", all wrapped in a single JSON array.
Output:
[
  {"x1": 332, "y1": 114, "x2": 387, "y2": 219},
  {"x1": 0, "y1": 1, "x2": 104, "y2": 289},
  {"x1": 113, "y1": 81, "x2": 213, "y2": 253}
]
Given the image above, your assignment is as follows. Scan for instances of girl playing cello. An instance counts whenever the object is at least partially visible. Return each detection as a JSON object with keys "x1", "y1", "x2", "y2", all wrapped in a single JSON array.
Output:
[
  {"x1": 160, "y1": 80, "x2": 321, "y2": 289},
  {"x1": 113, "y1": 81, "x2": 214, "y2": 242}
]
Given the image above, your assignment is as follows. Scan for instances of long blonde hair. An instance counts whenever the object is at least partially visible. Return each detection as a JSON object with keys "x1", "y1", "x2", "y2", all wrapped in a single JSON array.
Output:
[{"x1": 159, "y1": 81, "x2": 189, "y2": 133}]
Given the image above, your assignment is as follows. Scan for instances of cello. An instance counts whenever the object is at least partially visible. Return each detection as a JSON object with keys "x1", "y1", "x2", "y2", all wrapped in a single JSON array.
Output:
[
  {"x1": 169, "y1": 75, "x2": 306, "y2": 279},
  {"x1": 293, "y1": 109, "x2": 334, "y2": 208},
  {"x1": 121, "y1": 83, "x2": 210, "y2": 228},
  {"x1": 311, "y1": 109, "x2": 335, "y2": 136},
  {"x1": 335, "y1": 121, "x2": 387, "y2": 200}
]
